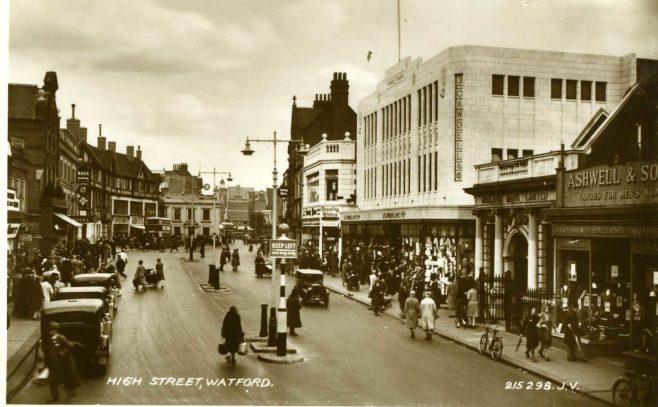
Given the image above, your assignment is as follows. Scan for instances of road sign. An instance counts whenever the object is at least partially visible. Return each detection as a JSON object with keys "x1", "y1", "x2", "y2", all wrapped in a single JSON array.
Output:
[
  {"x1": 203, "y1": 184, "x2": 211, "y2": 190},
  {"x1": 270, "y1": 239, "x2": 298, "y2": 259}
]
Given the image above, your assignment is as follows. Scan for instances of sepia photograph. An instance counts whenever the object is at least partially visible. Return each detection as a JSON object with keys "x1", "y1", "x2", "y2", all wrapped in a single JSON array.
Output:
[{"x1": 2, "y1": 0, "x2": 658, "y2": 406}]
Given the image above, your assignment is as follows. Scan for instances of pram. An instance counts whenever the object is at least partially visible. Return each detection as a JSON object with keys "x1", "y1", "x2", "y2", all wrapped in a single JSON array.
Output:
[{"x1": 142, "y1": 268, "x2": 164, "y2": 289}]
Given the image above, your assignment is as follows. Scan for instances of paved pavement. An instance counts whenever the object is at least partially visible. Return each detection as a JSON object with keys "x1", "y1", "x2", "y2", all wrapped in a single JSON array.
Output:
[{"x1": 321, "y1": 274, "x2": 624, "y2": 405}]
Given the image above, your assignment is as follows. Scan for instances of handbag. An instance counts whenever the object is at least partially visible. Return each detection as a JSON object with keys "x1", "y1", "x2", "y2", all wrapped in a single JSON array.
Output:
[
  {"x1": 237, "y1": 341, "x2": 248, "y2": 355},
  {"x1": 218, "y1": 339, "x2": 227, "y2": 355}
]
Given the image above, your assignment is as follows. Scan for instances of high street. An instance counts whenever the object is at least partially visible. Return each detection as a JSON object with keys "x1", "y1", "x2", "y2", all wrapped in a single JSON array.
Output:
[{"x1": 11, "y1": 243, "x2": 603, "y2": 406}]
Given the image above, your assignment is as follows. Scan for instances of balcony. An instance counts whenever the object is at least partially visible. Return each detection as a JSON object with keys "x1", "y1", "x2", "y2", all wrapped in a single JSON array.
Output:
[
  {"x1": 476, "y1": 150, "x2": 582, "y2": 184},
  {"x1": 304, "y1": 134, "x2": 356, "y2": 167}
]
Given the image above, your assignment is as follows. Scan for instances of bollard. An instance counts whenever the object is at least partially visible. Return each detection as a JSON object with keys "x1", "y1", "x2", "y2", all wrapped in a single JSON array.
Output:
[
  {"x1": 267, "y1": 307, "x2": 277, "y2": 347},
  {"x1": 213, "y1": 266, "x2": 220, "y2": 290},
  {"x1": 259, "y1": 304, "x2": 268, "y2": 337},
  {"x1": 208, "y1": 265, "x2": 214, "y2": 285},
  {"x1": 276, "y1": 271, "x2": 287, "y2": 357}
]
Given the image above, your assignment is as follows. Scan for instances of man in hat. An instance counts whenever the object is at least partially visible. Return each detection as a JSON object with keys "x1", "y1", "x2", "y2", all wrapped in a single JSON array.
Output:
[
  {"x1": 561, "y1": 304, "x2": 581, "y2": 361},
  {"x1": 420, "y1": 291, "x2": 438, "y2": 341},
  {"x1": 44, "y1": 322, "x2": 81, "y2": 403},
  {"x1": 404, "y1": 290, "x2": 420, "y2": 338}
]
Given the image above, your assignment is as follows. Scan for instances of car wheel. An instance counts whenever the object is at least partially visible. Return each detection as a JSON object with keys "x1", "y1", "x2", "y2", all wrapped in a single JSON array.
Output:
[{"x1": 323, "y1": 297, "x2": 329, "y2": 307}]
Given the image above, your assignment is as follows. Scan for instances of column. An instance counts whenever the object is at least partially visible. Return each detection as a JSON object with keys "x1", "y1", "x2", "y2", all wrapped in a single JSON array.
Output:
[
  {"x1": 527, "y1": 210, "x2": 538, "y2": 289},
  {"x1": 474, "y1": 213, "x2": 484, "y2": 278},
  {"x1": 494, "y1": 210, "x2": 503, "y2": 278}
]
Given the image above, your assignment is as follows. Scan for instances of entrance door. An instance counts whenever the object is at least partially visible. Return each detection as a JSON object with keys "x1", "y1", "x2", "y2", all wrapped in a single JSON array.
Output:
[{"x1": 509, "y1": 233, "x2": 528, "y2": 291}]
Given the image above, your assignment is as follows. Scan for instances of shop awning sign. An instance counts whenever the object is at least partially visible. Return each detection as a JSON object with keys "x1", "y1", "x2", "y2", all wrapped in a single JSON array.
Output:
[{"x1": 270, "y1": 239, "x2": 298, "y2": 259}]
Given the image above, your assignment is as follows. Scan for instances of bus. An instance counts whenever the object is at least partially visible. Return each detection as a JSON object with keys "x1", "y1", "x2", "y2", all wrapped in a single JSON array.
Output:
[{"x1": 145, "y1": 217, "x2": 173, "y2": 238}]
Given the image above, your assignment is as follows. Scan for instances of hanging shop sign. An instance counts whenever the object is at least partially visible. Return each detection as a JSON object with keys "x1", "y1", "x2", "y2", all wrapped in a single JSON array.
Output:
[
  {"x1": 564, "y1": 161, "x2": 658, "y2": 207},
  {"x1": 556, "y1": 237, "x2": 591, "y2": 251},
  {"x1": 454, "y1": 73, "x2": 464, "y2": 182},
  {"x1": 322, "y1": 220, "x2": 340, "y2": 228}
]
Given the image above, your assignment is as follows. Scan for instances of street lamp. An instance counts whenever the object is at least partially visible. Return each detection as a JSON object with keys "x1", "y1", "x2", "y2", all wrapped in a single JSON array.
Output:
[
  {"x1": 199, "y1": 168, "x2": 233, "y2": 273},
  {"x1": 241, "y1": 131, "x2": 307, "y2": 348}
]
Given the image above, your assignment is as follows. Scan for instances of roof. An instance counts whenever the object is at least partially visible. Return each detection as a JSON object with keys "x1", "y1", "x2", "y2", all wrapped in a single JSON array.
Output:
[
  {"x1": 56, "y1": 286, "x2": 107, "y2": 294},
  {"x1": 84, "y1": 144, "x2": 158, "y2": 181},
  {"x1": 72, "y1": 273, "x2": 114, "y2": 283},
  {"x1": 296, "y1": 269, "x2": 324, "y2": 275},
  {"x1": 43, "y1": 298, "x2": 104, "y2": 315},
  {"x1": 8, "y1": 84, "x2": 39, "y2": 119}
]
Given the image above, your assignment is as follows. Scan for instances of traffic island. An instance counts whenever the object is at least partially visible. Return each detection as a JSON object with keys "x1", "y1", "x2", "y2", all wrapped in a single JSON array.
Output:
[
  {"x1": 198, "y1": 283, "x2": 230, "y2": 293},
  {"x1": 257, "y1": 353, "x2": 304, "y2": 364},
  {"x1": 249, "y1": 341, "x2": 298, "y2": 354}
]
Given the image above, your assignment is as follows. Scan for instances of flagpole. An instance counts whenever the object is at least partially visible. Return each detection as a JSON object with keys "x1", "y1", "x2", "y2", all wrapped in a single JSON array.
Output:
[{"x1": 397, "y1": 0, "x2": 401, "y2": 62}]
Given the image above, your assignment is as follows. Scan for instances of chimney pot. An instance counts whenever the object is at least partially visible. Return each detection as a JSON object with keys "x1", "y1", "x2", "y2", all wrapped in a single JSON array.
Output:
[
  {"x1": 136, "y1": 145, "x2": 142, "y2": 160},
  {"x1": 333, "y1": 72, "x2": 337, "y2": 80},
  {"x1": 71, "y1": 104, "x2": 76, "y2": 118}
]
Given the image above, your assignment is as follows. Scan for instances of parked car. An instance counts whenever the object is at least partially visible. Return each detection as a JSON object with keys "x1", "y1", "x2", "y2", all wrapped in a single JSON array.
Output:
[
  {"x1": 295, "y1": 269, "x2": 329, "y2": 307},
  {"x1": 54, "y1": 286, "x2": 113, "y2": 322},
  {"x1": 71, "y1": 273, "x2": 120, "y2": 313},
  {"x1": 41, "y1": 298, "x2": 111, "y2": 375}
]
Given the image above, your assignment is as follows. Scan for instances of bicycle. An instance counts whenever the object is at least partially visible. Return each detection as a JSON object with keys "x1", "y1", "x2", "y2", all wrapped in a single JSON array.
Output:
[
  {"x1": 479, "y1": 325, "x2": 503, "y2": 361},
  {"x1": 612, "y1": 370, "x2": 653, "y2": 406}
]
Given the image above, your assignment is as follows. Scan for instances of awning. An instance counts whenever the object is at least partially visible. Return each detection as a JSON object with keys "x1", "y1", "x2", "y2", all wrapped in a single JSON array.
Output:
[
  {"x1": 131, "y1": 224, "x2": 146, "y2": 230},
  {"x1": 54, "y1": 212, "x2": 83, "y2": 228}
]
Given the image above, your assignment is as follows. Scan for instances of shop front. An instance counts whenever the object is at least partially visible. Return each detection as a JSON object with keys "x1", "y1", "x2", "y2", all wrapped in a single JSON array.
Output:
[{"x1": 301, "y1": 206, "x2": 341, "y2": 259}]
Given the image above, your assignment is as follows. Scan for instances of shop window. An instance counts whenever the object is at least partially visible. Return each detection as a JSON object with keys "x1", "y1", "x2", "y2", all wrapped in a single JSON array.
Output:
[
  {"x1": 508, "y1": 76, "x2": 520, "y2": 97},
  {"x1": 491, "y1": 148, "x2": 503, "y2": 162},
  {"x1": 523, "y1": 77, "x2": 535, "y2": 97},
  {"x1": 202, "y1": 208, "x2": 210, "y2": 221},
  {"x1": 581, "y1": 81, "x2": 592, "y2": 101},
  {"x1": 325, "y1": 169, "x2": 338, "y2": 201},
  {"x1": 551, "y1": 78, "x2": 562, "y2": 99},
  {"x1": 492, "y1": 75, "x2": 504, "y2": 96},
  {"x1": 173, "y1": 208, "x2": 181, "y2": 221},
  {"x1": 595, "y1": 81, "x2": 606, "y2": 102},
  {"x1": 566, "y1": 80, "x2": 577, "y2": 100},
  {"x1": 307, "y1": 173, "x2": 319, "y2": 203},
  {"x1": 507, "y1": 149, "x2": 518, "y2": 159},
  {"x1": 522, "y1": 149, "x2": 534, "y2": 157}
]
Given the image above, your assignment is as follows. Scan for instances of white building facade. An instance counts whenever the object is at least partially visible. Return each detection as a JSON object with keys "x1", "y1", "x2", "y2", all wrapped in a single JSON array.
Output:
[
  {"x1": 343, "y1": 45, "x2": 640, "y2": 277},
  {"x1": 301, "y1": 133, "x2": 356, "y2": 258}
]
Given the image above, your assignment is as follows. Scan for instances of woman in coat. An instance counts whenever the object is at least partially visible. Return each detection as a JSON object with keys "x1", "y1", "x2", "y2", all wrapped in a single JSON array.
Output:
[
  {"x1": 221, "y1": 306, "x2": 244, "y2": 365},
  {"x1": 445, "y1": 276, "x2": 457, "y2": 318},
  {"x1": 231, "y1": 249, "x2": 240, "y2": 272},
  {"x1": 286, "y1": 293, "x2": 302, "y2": 336},
  {"x1": 522, "y1": 307, "x2": 540, "y2": 362},
  {"x1": 404, "y1": 290, "x2": 420, "y2": 338},
  {"x1": 538, "y1": 305, "x2": 555, "y2": 361},
  {"x1": 466, "y1": 286, "x2": 479, "y2": 327}
]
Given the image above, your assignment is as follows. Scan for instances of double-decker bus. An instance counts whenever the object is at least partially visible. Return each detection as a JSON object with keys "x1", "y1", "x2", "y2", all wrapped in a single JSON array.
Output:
[{"x1": 145, "y1": 217, "x2": 173, "y2": 238}]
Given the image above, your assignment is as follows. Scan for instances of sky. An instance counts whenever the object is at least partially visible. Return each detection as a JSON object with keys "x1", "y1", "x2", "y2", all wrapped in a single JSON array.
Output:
[{"x1": 4, "y1": 0, "x2": 658, "y2": 191}]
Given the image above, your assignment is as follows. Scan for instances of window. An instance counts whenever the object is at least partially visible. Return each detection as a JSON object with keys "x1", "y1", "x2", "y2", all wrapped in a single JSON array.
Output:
[
  {"x1": 581, "y1": 81, "x2": 592, "y2": 101},
  {"x1": 595, "y1": 82, "x2": 606, "y2": 102},
  {"x1": 507, "y1": 149, "x2": 518, "y2": 159},
  {"x1": 491, "y1": 148, "x2": 503, "y2": 162},
  {"x1": 492, "y1": 75, "x2": 504, "y2": 96},
  {"x1": 307, "y1": 173, "x2": 319, "y2": 203},
  {"x1": 203, "y1": 208, "x2": 210, "y2": 221},
  {"x1": 130, "y1": 201, "x2": 142, "y2": 216},
  {"x1": 522, "y1": 149, "x2": 534, "y2": 157},
  {"x1": 202, "y1": 227, "x2": 210, "y2": 236},
  {"x1": 508, "y1": 76, "x2": 520, "y2": 96},
  {"x1": 523, "y1": 77, "x2": 535, "y2": 97},
  {"x1": 186, "y1": 208, "x2": 192, "y2": 220},
  {"x1": 566, "y1": 80, "x2": 577, "y2": 100},
  {"x1": 551, "y1": 79, "x2": 562, "y2": 99},
  {"x1": 114, "y1": 200, "x2": 128, "y2": 215},
  {"x1": 174, "y1": 226, "x2": 180, "y2": 235},
  {"x1": 325, "y1": 169, "x2": 338, "y2": 200}
]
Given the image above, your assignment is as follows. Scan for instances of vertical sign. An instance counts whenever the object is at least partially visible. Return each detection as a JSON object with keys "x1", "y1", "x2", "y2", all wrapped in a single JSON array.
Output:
[{"x1": 454, "y1": 74, "x2": 463, "y2": 181}]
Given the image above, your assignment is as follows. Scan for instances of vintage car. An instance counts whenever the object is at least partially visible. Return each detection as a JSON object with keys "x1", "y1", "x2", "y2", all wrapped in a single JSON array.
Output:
[
  {"x1": 71, "y1": 273, "x2": 120, "y2": 313},
  {"x1": 41, "y1": 298, "x2": 111, "y2": 375},
  {"x1": 54, "y1": 287, "x2": 113, "y2": 321},
  {"x1": 295, "y1": 269, "x2": 329, "y2": 307}
]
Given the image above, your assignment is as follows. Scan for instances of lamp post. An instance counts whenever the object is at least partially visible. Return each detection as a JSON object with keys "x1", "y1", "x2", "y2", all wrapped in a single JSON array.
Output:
[
  {"x1": 242, "y1": 131, "x2": 307, "y2": 347},
  {"x1": 199, "y1": 169, "x2": 233, "y2": 271}
]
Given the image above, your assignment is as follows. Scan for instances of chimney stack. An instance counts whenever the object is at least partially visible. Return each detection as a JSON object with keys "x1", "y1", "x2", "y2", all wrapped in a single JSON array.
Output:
[
  {"x1": 108, "y1": 141, "x2": 116, "y2": 152},
  {"x1": 136, "y1": 145, "x2": 142, "y2": 160},
  {"x1": 127, "y1": 145, "x2": 134, "y2": 159},
  {"x1": 330, "y1": 72, "x2": 349, "y2": 106},
  {"x1": 66, "y1": 103, "x2": 81, "y2": 141},
  {"x1": 97, "y1": 124, "x2": 106, "y2": 150}
]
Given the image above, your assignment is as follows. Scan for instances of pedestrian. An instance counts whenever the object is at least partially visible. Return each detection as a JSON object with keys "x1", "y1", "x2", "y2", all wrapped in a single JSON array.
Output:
[
  {"x1": 27, "y1": 271, "x2": 44, "y2": 320},
  {"x1": 466, "y1": 285, "x2": 479, "y2": 327},
  {"x1": 170, "y1": 238, "x2": 179, "y2": 253},
  {"x1": 446, "y1": 275, "x2": 457, "y2": 318},
  {"x1": 116, "y1": 255, "x2": 127, "y2": 278},
  {"x1": 133, "y1": 260, "x2": 146, "y2": 291},
  {"x1": 44, "y1": 322, "x2": 81, "y2": 403},
  {"x1": 561, "y1": 305, "x2": 582, "y2": 361},
  {"x1": 419, "y1": 291, "x2": 438, "y2": 341},
  {"x1": 118, "y1": 249, "x2": 128, "y2": 267},
  {"x1": 522, "y1": 307, "x2": 540, "y2": 362},
  {"x1": 370, "y1": 277, "x2": 385, "y2": 316},
  {"x1": 398, "y1": 279, "x2": 410, "y2": 319},
  {"x1": 538, "y1": 304, "x2": 555, "y2": 361},
  {"x1": 221, "y1": 306, "x2": 244, "y2": 366},
  {"x1": 155, "y1": 258, "x2": 165, "y2": 287},
  {"x1": 41, "y1": 275, "x2": 54, "y2": 304},
  {"x1": 200, "y1": 241, "x2": 205, "y2": 258},
  {"x1": 286, "y1": 292, "x2": 302, "y2": 336},
  {"x1": 220, "y1": 247, "x2": 230, "y2": 271},
  {"x1": 404, "y1": 290, "x2": 420, "y2": 338},
  {"x1": 231, "y1": 249, "x2": 240, "y2": 272}
]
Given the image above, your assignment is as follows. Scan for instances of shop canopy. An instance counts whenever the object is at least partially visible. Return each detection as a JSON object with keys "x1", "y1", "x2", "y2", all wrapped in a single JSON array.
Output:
[
  {"x1": 54, "y1": 212, "x2": 82, "y2": 228},
  {"x1": 130, "y1": 224, "x2": 146, "y2": 230}
]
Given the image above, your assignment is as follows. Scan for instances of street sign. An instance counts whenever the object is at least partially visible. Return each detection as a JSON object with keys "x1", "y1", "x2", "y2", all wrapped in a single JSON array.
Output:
[
  {"x1": 278, "y1": 188, "x2": 288, "y2": 197},
  {"x1": 270, "y1": 239, "x2": 298, "y2": 259}
]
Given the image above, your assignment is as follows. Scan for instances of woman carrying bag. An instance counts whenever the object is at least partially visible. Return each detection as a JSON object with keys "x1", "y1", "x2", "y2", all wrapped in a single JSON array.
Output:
[{"x1": 220, "y1": 306, "x2": 245, "y2": 365}]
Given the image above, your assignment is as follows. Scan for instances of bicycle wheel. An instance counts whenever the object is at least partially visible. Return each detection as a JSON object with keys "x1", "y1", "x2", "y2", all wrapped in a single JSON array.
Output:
[
  {"x1": 490, "y1": 338, "x2": 503, "y2": 361},
  {"x1": 634, "y1": 374, "x2": 653, "y2": 407},
  {"x1": 479, "y1": 334, "x2": 488, "y2": 354},
  {"x1": 612, "y1": 378, "x2": 632, "y2": 407}
]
